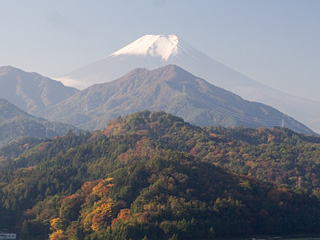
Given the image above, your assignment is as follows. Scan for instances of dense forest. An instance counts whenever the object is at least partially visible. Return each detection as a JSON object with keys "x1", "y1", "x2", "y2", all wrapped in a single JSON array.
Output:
[{"x1": 1, "y1": 111, "x2": 320, "y2": 239}]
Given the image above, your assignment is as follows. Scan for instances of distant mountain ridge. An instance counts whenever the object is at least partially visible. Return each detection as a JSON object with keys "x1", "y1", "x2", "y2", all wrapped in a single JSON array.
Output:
[
  {"x1": 56, "y1": 34, "x2": 320, "y2": 133},
  {"x1": 43, "y1": 65, "x2": 314, "y2": 135},
  {"x1": 0, "y1": 66, "x2": 79, "y2": 115},
  {"x1": 0, "y1": 98, "x2": 78, "y2": 146}
]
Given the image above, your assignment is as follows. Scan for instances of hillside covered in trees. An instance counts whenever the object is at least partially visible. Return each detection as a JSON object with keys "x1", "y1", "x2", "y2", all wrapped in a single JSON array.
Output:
[{"x1": 1, "y1": 111, "x2": 320, "y2": 239}]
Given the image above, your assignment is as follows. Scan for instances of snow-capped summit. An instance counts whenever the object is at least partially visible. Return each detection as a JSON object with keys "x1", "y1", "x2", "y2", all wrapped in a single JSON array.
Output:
[
  {"x1": 56, "y1": 34, "x2": 320, "y2": 133},
  {"x1": 56, "y1": 34, "x2": 203, "y2": 89},
  {"x1": 110, "y1": 34, "x2": 180, "y2": 61}
]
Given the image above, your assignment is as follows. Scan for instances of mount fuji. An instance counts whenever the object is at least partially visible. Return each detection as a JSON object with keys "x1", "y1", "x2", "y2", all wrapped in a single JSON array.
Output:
[{"x1": 57, "y1": 34, "x2": 320, "y2": 133}]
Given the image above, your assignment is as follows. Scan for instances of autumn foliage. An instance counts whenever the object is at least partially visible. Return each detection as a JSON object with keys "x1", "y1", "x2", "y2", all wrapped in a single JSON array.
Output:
[{"x1": 1, "y1": 111, "x2": 320, "y2": 239}]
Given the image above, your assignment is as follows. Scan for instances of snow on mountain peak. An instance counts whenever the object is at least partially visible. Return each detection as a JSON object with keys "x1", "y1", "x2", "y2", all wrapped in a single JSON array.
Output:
[{"x1": 110, "y1": 34, "x2": 180, "y2": 61}]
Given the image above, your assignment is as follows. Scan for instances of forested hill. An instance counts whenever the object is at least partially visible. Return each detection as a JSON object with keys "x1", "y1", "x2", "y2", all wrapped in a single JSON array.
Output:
[{"x1": 1, "y1": 111, "x2": 320, "y2": 239}]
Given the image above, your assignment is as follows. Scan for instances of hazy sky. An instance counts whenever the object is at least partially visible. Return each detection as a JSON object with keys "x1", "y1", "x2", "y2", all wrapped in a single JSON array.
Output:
[{"x1": 1, "y1": 0, "x2": 319, "y2": 102}]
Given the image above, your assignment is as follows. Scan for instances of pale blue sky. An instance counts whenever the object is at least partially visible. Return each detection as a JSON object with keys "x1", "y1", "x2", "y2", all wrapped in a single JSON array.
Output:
[{"x1": 1, "y1": 0, "x2": 319, "y2": 101}]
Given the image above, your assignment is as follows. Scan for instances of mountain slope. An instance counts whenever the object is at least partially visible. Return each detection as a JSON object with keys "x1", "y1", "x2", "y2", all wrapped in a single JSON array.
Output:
[
  {"x1": 0, "y1": 66, "x2": 79, "y2": 115},
  {"x1": 44, "y1": 65, "x2": 314, "y2": 134},
  {"x1": 56, "y1": 34, "x2": 320, "y2": 133},
  {"x1": 0, "y1": 98, "x2": 78, "y2": 146}
]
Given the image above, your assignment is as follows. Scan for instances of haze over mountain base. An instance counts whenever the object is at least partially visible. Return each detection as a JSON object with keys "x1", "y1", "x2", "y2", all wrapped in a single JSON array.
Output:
[
  {"x1": 45, "y1": 65, "x2": 314, "y2": 135},
  {"x1": 56, "y1": 34, "x2": 320, "y2": 133}
]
